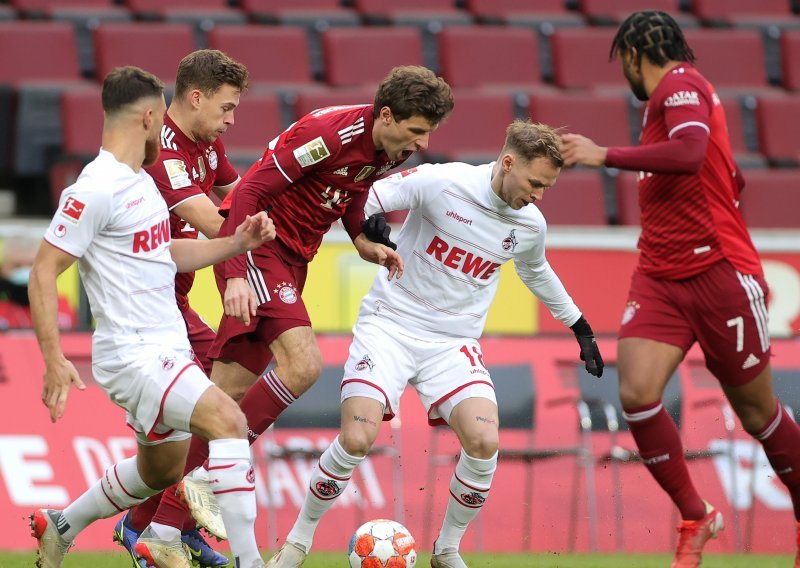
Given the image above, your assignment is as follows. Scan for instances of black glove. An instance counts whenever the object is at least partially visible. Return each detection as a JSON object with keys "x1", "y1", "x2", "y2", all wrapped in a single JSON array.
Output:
[
  {"x1": 360, "y1": 213, "x2": 397, "y2": 250},
  {"x1": 570, "y1": 315, "x2": 604, "y2": 378}
]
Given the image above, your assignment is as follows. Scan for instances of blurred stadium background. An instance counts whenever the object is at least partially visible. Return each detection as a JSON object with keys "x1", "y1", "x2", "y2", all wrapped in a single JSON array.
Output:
[{"x1": 1, "y1": 0, "x2": 800, "y2": 564}]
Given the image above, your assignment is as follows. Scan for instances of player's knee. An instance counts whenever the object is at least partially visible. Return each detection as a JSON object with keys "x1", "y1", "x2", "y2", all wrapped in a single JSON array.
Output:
[
  {"x1": 461, "y1": 430, "x2": 499, "y2": 459},
  {"x1": 339, "y1": 427, "x2": 375, "y2": 457},
  {"x1": 142, "y1": 462, "x2": 184, "y2": 490},
  {"x1": 289, "y1": 354, "x2": 322, "y2": 393},
  {"x1": 618, "y1": 381, "x2": 648, "y2": 409},
  {"x1": 208, "y1": 398, "x2": 248, "y2": 440}
]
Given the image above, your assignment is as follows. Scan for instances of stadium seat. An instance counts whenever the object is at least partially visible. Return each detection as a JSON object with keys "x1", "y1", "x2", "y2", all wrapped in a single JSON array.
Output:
[
  {"x1": 548, "y1": 28, "x2": 627, "y2": 90},
  {"x1": 754, "y1": 96, "x2": 800, "y2": 166},
  {"x1": 10, "y1": 0, "x2": 115, "y2": 14},
  {"x1": 422, "y1": 364, "x2": 598, "y2": 551},
  {"x1": 239, "y1": 0, "x2": 360, "y2": 26},
  {"x1": 739, "y1": 169, "x2": 800, "y2": 228},
  {"x1": 538, "y1": 169, "x2": 608, "y2": 226},
  {"x1": 463, "y1": 0, "x2": 585, "y2": 27},
  {"x1": 92, "y1": 23, "x2": 196, "y2": 85},
  {"x1": 437, "y1": 26, "x2": 542, "y2": 89},
  {"x1": 207, "y1": 26, "x2": 316, "y2": 92},
  {"x1": 221, "y1": 93, "x2": 285, "y2": 171},
  {"x1": 780, "y1": 31, "x2": 800, "y2": 91},
  {"x1": 613, "y1": 171, "x2": 640, "y2": 227},
  {"x1": 682, "y1": 29, "x2": 771, "y2": 93},
  {"x1": 717, "y1": 94, "x2": 767, "y2": 168},
  {"x1": 577, "y1": 0, "x2": 688, "y2": 26},
  {"x1": 0, "y1": 21, "x2": 82, "y2": 84},
  {"x1": 422, "y1": 90, "x2": 515, "y2": 164},
  {"x1": 321, "y1": 27, "x2": 424, "y2": 88},
  {"x1": 292, "y1": 87, "x2": 377, "y2": 120},
  {"x1": 353, "y1": 0, "x2": 472, "y2": 27},
  {"x1": 124, "y1": 0, "x2": 241, "y2": 20},
  {"x1": 525, "y1": 90, "x2": 633, "y2": 147},
  {"x1": 689, "y1": 0, "x2": 793, "y2": 26}
]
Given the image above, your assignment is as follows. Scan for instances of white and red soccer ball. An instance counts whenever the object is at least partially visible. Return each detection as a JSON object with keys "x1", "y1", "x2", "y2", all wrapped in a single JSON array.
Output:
[{"x1": 348, "y1": 519, "x2": 417, "y2": 568}]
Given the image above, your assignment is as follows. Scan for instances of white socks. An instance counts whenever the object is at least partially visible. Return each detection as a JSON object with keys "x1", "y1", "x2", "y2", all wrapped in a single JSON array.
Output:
[
  {"x1": 208, "y1": 438, "x2": 260, "y2": 566},
  {"x1": 61, "y1": 456, "x2": 157, "y2": 542},
  {"x1": 287, "y1": 436, "x2": 364, "y2": 552},
  {"x1": 434, "y1": 449, "x2": 497, "y2": 554}
]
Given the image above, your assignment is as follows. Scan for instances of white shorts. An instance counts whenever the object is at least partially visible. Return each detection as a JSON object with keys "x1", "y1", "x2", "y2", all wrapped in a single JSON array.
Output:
[
  {"x1": 341, "y1": 316, "x2": 496, "y2": 426},
  {"x1": 92, "y1": 346, "x2": 213, "y2": 446}
]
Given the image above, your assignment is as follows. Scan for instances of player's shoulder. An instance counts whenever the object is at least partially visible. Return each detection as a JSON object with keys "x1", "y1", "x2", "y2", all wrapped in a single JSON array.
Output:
[{"x1": 658, "y1": 64, "x2": 712, "y2": 101}]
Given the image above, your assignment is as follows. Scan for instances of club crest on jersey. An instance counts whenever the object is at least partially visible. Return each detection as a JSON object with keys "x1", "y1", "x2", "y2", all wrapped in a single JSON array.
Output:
[
  {"x1": 293, "y1": 136, "x2": 330, "y2": 167},
  {"x1": 501, "y1": 229, "x2": 518, "y2": 252},
  {"x1": 355, "y1": 354, "x2": 375, "y2": 372},
  {"x1": 159, "y1": 355, "x2": 175, "y2": 371},
  {"x1": 354, "y1": 166, "x2": 376, "y2": 182},
  {"x1": 273, "y1": 281, "x2": 298, "y2": 304},
  {"x1": 621, "y1": 301, "x2": 640, "y2": 326},
  {"x1": 208, "y1": 149, "x2": 218, "y2": 170},
  {"x1": 60, "y1": 196, "x2": 86, "y2": 223}
]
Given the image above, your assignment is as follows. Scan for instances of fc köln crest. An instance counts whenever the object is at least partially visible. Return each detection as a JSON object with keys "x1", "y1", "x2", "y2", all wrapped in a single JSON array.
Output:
[{"x1": 502, "y1": 229, "x2": 518, "y2": 252}]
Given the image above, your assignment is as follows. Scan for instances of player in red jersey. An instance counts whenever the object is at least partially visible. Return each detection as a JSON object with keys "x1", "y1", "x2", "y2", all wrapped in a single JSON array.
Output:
[
  {"x1": 562, "y1": 11, "x2": 800, "y2": 567},
  {"x1": 111, "y1": 49, "x2": 249, "y2": 568}
]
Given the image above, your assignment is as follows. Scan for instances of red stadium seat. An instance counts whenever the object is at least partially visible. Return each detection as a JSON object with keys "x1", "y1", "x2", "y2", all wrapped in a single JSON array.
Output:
[
  {"x1": 739, "y1": 169, "x2": 800, "y2": 228},
  {"x1": 221, "y1": 93, "x2": 284, "y2": 169},
  {"x1": 716, "y1": 94, "x2": 766, "y2": 168},
  {"x1": 353, "y1": 0, "x2": 471, "y2": 26},
  {"x1": 781, "y1": 31, "x2": 800, "y2": 91},
  {"x1": 61, "y1": 87, "x2": 103, "y2": 158},
  {"x1": 683, "y1": 29, "x2": 770, "y2": 92},
  {"x1": 437, "y1": 26, "x2": 542, "y2": 89},
  {"x1": 207, "y1": 26, "x2": 315, "y2": 91},
  {"x1": 578, "y1": 0, "x2": 686, "y2": 25},
  {"x1": 525, "y1": 90, "x2": 632, "y2": 147},
  {"x1": 614, "y1": 171, "x2": 640, "y2": 227},
  {"x1": 92, "y1": 23, "x2": 196, "y2": 85},
  {"x1": 690, "y1": 0, "x2": 792, "y2": 25},
  {"x1": 463, "y1": 0, "x2": 584, "y2": 27},
  {"x1": 11, "y1": 0, "x2": 114, "y2": 12},
  {"x1": 539, "y1": 169, "x2": 607, "y2": 226},
  {"x1": 0, "y1": 21, "x2": 82, "y2": 84},
  {"x1": 292, "y1": 87, "x2": 376, "y2": 119},
  {"x1": 239, "y1": 0, "x2": 359, "y2": 25},
  {"x1": 549, "y1": 28, "x2": 626, "y2": 90},
  {"x1": 125, "y1": 0, "x2": 231, "y2": 16},
  {"x1": 754, "y1": 96, "x2": 800, "y2": 166},
  {"x1": 423, "y1": 90, "x2": 515, "y2": 163},
  {"x1": 321, "y1": 27, "x2": 424, "y2": 88}
]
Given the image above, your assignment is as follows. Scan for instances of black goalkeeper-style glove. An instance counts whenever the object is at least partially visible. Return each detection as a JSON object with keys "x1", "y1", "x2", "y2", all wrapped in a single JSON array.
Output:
[
  {"x1": 360, "y1": 213, "x2": 397, "y2": 250},
  {"x1": 570, "y1": 315, "x2": 604, "y2": 378}
]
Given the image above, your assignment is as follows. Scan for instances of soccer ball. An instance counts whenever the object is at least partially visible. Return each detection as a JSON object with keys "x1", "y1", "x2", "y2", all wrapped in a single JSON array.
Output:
[{"x1": 347, "y1": 519, "x2": 417, "y2": 568}]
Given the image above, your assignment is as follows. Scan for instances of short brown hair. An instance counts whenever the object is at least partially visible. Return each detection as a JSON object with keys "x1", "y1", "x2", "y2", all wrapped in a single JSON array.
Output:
[
  {"x1": 373, "y1": 65, "x2": 454, "y2": 125},
  {"x1": 102, "y1": 66, "x2": 164, "y2": 115},
  {"x1": 502, "y1": 120, "x2": 563, "y2": 168},
  {"x1": 174, "y1": 49, "x2": 249, "y2": 98}
]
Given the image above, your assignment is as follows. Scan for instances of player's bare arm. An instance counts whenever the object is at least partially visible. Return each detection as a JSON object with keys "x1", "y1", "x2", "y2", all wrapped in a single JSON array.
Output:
[
  {"x1": 170, "y1": 211, "x2": 275, "y2": 273},
  {"x1": 173, "y1": 196, "x2": 226, "y2": 239},
  {"x1": 28, "y1": 241, "x2": 86, "y2": 422},
  {"x1": 560, "y1": 133, "x2": 608, "y2": 168},
  {"x1": 353, "y1": 233, "x2": 404, "y2": 280}
]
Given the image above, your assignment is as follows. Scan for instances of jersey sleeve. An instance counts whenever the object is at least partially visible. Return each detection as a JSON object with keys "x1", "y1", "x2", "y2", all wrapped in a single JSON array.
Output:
[
  {"x1": 365, "y1": 163, "x2": 442, "y2": 216},
  {"x1": 661, "y1": 73, "x2": 713, "y2": 138},
  {"x1": 213, "y1": 138, "x2": 239, "y2": 188},
  {"x1": 147, "y1": 149, "x2": 204, "y2": 211},
  {"x1": 341, "y1": 190, "x2": 370, "y2": 241},
  {"x1": 44, "y1": 183, "x2": 113, "y2": 259}
]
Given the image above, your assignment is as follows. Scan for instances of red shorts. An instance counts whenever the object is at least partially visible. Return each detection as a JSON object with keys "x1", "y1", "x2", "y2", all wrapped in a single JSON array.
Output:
[
  {"x1": 179, "y1": 302, "x2": 216, "y2": 376},
  {"x1": 208, "y1": 240, "x2": 311, "y2": 376},
  {"x1": 619, "y1": 259, "x2": 771, "y2": 386}
]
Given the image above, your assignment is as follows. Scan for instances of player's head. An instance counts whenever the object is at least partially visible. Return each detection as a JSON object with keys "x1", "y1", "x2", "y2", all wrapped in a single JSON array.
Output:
[
  {"x1": 102, "y1": 66, "x2": 166, "y2": 167},
  {"x1": 611, "y1": 11, "x2": 695, "y2": 101},
  {"x1": 493, "y1": 120, "x2": 562, "y2": 210},
  {"x1": 173, "y1": 49, "x2": 250, "y2": 143},
  {"x1": 372, "y1": 66, "x2": 454, "y2": 161}
]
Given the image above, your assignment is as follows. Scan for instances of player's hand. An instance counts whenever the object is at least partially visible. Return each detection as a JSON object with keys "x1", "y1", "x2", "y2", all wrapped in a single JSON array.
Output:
[
  {"x1": 41, "y1": 356, "x2": 85, "y2": 422},
  {"x1": 570, "y1": 315, "x2": 604, "y2": 378},
  {"x1": 354, "y1": 234, "x2": 404, "y2": 280},
  {"x1": 224, "y1": 277, "x2": 258, "y2": 326},
  {"x1": 360, "y1": 213, "x2": 397, "y2": 250},
  {"x1": 560, "y1": 133, "x2": 608, "y2": 168},
  {"x1": 232, "y1": 212, "x2": 275, "y2": 252}
]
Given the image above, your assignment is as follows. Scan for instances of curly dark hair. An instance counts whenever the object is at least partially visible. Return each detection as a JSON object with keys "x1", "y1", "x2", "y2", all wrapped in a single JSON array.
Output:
[
  {"x1": 611, "y1": 10, "x2": 695, "y2": 66},
  {"x1": 373, "y1": 66, "x2": 454, "y2": 125}
]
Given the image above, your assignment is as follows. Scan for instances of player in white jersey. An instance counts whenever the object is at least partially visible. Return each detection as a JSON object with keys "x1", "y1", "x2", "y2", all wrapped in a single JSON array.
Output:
[
  {"x1": 266, "y1": 120, "x2": 605, "y2": 568},
  {"x1": 27, "y1": 66, "x2": 275, "y2": 568}
]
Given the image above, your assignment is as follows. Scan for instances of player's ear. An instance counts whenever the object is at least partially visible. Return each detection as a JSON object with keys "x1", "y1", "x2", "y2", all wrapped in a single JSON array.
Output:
[{"x1": 379, "y1": 106, "x2": 393, "y2": 125}]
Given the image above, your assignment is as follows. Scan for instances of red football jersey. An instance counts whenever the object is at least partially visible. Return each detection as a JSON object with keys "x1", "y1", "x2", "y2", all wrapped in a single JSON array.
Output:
[
  {"x1": 632, "y1": 64, "x2": 762, "y2": 280},
  {"x1": 219, "y1": 104, "x2": 406, "y2": 277},
  {"x1": 147, "y1": 114, "x2": 238, "y2": 303}
]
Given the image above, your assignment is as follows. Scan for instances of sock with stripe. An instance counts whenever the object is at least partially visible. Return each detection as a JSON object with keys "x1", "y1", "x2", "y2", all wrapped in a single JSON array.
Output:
[
  {"x1": 753, "y1": 402, "x2": 800, "y2": 520},
  {"x1": 434, "y1": 449, "x2": 497, "y2": 554},
  {"x1": 60, "y1": 456, "x2": 157, "y2": 542},
  {"x1": 207, "y1": 438, "x2": 260, "y2": 566},
  {"x1": 286, "y1": 436, "x2": 364, "y2": 552},
  {"x1": 127, "y1": 493, "x2": 163, "y2": 531},
  {"x1": 151, "y1": 434, "x2": 209, "y2": 531},
  {"x1": 624, "y1": 401, "x2": 706, "y2": 520},
  {"x1": 239, "y1": 369, "x2": 297, "y2": 438}
]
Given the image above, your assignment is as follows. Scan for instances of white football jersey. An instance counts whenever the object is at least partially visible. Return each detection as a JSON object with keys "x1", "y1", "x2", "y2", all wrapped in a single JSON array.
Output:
[
  {"x1": 362, "y1": 162, "x2": 581, "y2": 339},
  {"x1": 45, "y1": 149, "x2": 188, "y2": 362}
]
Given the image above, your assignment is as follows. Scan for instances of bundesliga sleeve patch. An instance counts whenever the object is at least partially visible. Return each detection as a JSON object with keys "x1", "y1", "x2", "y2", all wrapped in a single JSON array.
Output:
[
  {"x1": 59, "y1": 196, "x2": 86, "y2": 223},
  {"x1": 163, "y1": 159, "x2": 192, "y2": 189},
  {"x1": 293, "y1": 136, "x2": 331, "y2": 167}
]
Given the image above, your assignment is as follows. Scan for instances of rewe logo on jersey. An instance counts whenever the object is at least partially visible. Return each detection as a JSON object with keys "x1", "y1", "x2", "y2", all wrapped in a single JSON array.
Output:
[
  {"x1": 132, "y1": 219, "x2": 170, "y2": 253},
  {"x1": 426, "y1": 235, "x2": 500, "y2": 280},
  {"x1": 664, "y1": 90, "x2": 700, "y2": 107}
]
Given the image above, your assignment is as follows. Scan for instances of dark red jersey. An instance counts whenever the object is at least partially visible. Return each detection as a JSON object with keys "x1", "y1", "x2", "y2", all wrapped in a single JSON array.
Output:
[
  {"x1": 218, "y1": 104, "x2": 406, "y2": 277},
  {"x1": 147, "y1": 113, "x2": 238, "y2": 303},
  {"x1": 618, "y1": 64, "x2": 762, "y2": 280}
]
